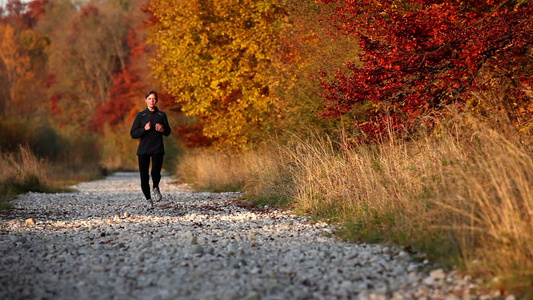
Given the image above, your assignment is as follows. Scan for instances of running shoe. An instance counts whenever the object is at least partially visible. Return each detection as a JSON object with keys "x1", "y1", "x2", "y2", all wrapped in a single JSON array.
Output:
[{"x1": 153, "y1": 187, "x2": 162, "y2": 202}]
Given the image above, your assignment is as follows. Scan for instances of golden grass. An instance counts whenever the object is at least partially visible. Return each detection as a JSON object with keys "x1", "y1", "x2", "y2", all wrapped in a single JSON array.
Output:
[
  {"x1": 0, "y1": 145, "x2": 50, "y2": 207},
  {"x1": 297, "y1": 125, "x2": 531, "y2": 274},
  {"x1": 0, "y1": 145, "x2": 104, "y2": 208},
  {"x1": 176, "y1": 146, "x2": 294, "y2": 204},
  {"x1": 0, "y1": 145, "x2": 48, "y2": 186},
  {"x1": 177, "y1": 118, "x2": 532, "y2": 295}
]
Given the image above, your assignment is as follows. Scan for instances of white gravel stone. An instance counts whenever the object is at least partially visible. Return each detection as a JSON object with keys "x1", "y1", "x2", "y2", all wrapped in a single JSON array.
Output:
[{"x1": 0, "y1": 172, "x2": 501, "y2": 299}]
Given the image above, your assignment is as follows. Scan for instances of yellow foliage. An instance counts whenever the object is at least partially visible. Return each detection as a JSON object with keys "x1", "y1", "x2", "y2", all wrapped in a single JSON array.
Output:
[
  {"x1": 148, "y1": 0, "x2": 289, "y2": 147},
  {"x1": 0, "y1": 24, "x2": 32, "y2": 103}
]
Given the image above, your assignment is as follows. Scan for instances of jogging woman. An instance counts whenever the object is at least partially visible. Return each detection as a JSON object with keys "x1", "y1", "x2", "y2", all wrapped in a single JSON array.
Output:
[{"x1": 130, "y1": 90, "x2": 171, "y2": 209}]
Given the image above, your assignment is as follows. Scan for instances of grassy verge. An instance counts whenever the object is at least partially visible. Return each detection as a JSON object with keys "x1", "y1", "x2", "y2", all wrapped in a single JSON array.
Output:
[
  {"x1": 176, "y1": 147, "x2": 294, "y2": 206},
  {"x1": 176, "y1": 119, "x2": 532, "y2": 297},
  {"x1": 1, "y1": 145, "x2": 52, "y2": 208},
  {"x1": 287, "y1": 123, "x2": 532, "y2": 296},
  {"x1": 0, "y1": 145, "x2": 103, "y2": 208}
]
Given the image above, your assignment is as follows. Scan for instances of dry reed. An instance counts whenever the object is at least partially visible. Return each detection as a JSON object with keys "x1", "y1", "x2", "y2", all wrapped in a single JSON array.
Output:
[
  {"x1": 285, "y1": 122, "x2": 533, "y2": 293},
  {"x1": 0, "y1": 145, "x2": 50, "y2": 204},
  {"x1": 177, "y1": 120, "x2": 533, "y2": 294}
]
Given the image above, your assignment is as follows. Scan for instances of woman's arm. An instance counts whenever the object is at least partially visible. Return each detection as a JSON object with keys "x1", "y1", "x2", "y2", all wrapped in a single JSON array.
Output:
[
  {"x1": 162, "y1": 114, "x2": 171, "y2": 137},
  {"x1": 130, "y1": 114, "x2": 146, "y2": 139}
]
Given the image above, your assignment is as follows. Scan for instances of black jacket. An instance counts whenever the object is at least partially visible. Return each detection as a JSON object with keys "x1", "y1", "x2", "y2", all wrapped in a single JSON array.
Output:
[{"x1": 130, "y1": 108, "x2": 171, "y2": 155}]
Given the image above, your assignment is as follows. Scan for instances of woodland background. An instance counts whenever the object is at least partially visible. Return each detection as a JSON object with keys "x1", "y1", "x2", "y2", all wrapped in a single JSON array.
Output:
[{"x1": 1, "y1": 0, "x2": 532, "y2": 296}]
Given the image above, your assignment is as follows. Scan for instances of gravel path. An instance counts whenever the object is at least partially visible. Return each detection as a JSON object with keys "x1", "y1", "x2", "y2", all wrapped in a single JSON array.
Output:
[{"x1": 0, "y1": 172, "x2": 501, "y2": 300}]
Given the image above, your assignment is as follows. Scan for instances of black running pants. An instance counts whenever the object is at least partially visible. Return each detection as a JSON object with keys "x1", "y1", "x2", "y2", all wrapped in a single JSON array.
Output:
[{"x1": 138, "y1": 154, "x2": 164, "y2": 200}]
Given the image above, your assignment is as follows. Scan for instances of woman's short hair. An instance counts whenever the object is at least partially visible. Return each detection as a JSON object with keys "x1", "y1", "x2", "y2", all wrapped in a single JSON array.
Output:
[{"x1": 145, "y1": 90, "x2": 158, "y2": 101}]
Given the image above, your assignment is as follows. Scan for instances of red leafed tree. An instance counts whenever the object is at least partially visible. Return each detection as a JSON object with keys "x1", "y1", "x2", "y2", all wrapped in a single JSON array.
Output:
[
  {"x1": 23, "y1": 0, "x2": 48, "y2": 28},
  {"x1": 94, "y1": 7, "x2": 183, "y2": 123},
  {"x1": 94, "y1": 11, "x2": 214, "y2": 148},
  {"x1": 317, "y1": 0, "x2": 533, "y2": 141},
  {"x1": 94, "y1": 17, "x2": 152, "y2": 131},
  {"x1": 94, "y1": 67, "x2": 141, "y2": 131}
]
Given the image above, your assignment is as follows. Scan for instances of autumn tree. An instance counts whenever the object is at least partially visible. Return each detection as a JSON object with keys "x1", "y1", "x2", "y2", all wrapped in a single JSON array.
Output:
[
  {"x1": 0, "y1": 0, "x2": 49, "y2": 121},
  {"x1": 317, "y1": 0, "x2": 533, "y2": 141},
  {"x1": 41, "y1": 0, "x2": 136, "y2": 129},
  {"x1": 147, "y1": 0, "x2": 293, "y2": 147},
  {"x1": 94, "y1": 1, "x2": 153, "y2": 131},
  {"x1": 0, "y1": 0, "x2": 67, "y2": 158},
  {"x1": 2, "y1": 0, "x2": 181, "y2": 168},
  {"x1": 268, "y1": 0, "x2": 360, "y2": 136}
]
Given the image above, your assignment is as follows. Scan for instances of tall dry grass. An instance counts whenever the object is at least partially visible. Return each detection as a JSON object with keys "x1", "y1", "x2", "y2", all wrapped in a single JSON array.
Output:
[
  {"x1": 176, "y1": 146, "x2": 294, "y2": 204},
  {"x1": 0, "y1": 143, "x2": 107, "y2": 209},
  {"x1": 177, "y1": 118, "x2": 532, "y2": 294},
  {"x1": 284, "y1": 121, "x2": 532, "y2": 293},
  {"x1": 0, "y1": 145, "x2": 50, "y2": 207}
]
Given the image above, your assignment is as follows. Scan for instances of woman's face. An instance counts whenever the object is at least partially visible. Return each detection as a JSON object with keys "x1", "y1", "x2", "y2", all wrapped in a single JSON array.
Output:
[{"x1": 145, "y1": 93, "x2": 157, "y2": 110}]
